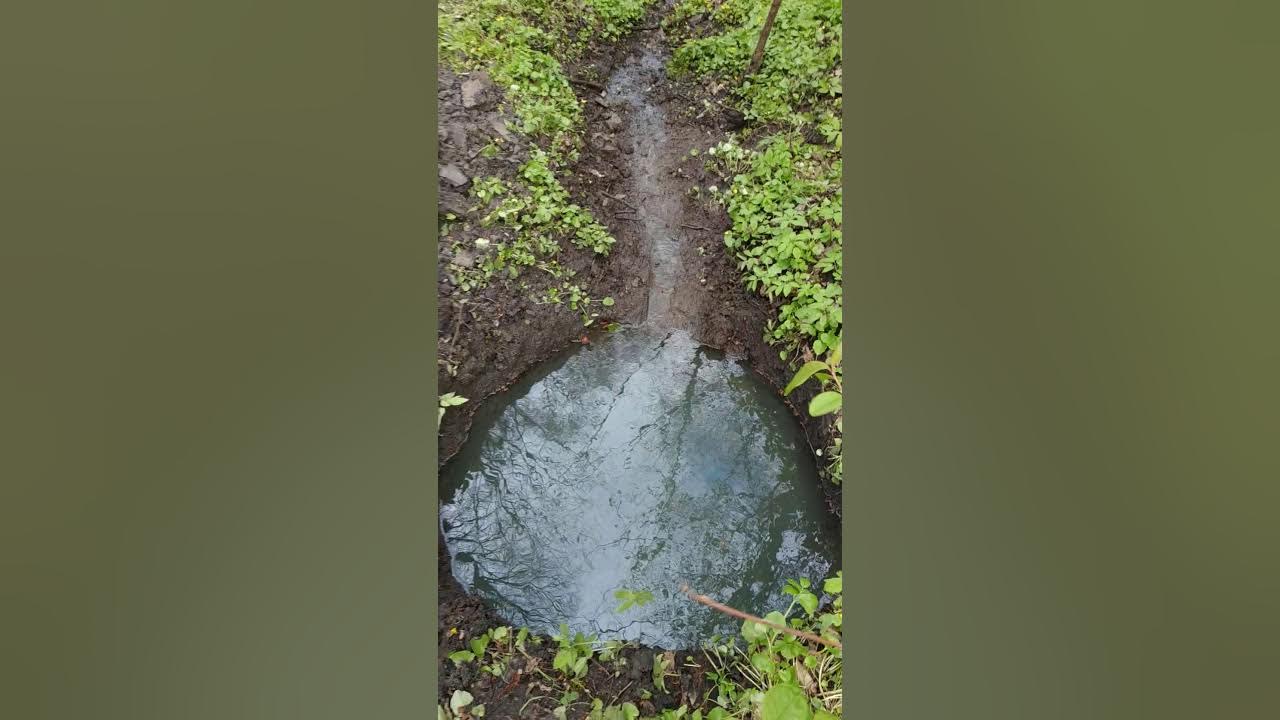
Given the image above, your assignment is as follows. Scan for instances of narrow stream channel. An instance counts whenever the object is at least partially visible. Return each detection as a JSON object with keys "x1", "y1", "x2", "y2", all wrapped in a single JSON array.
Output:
[{"x1": 441, "y1": 43, "x2": 839, "y2": 648}]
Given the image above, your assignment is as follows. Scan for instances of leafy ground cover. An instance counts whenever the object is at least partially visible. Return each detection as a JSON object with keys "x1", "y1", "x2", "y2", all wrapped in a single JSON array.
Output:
[
  {"x1": 438, "y1": 0, "x2": 650, "y2": 313},
  {"x1": 667, "y1": 0, "x2": 843, "y2": 484},
  {"x1": 439, "y1": 574, "x2": 842, "y2": 719}
]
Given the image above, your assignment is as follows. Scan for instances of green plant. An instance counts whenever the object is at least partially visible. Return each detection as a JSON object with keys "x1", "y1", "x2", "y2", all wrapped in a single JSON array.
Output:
[
  {"x1": 670, "y1": 0, "x2": 841, "y2": 124},
  {"x1": 783, "y1": 339, "x2": 841, "y2": 482},
  {"x1": 439, "y1": 392, "x2": 468, "y2": 426},
  {"x1": 439, "y1": 689, "x2": 484, "y2": 719},
  {"x1": 587, "y1": 698, "x2": 642, "y2": 720},
  {"x1": 652, "y1": 651, "x2": 674, "y2": 692},
  {"x1": 782, "y1": 339, "x2": 841, "y2": 417},
  {"x1": 697, "y1": 574, "x2": 842, "y2": 719},
  {"x1": 613, "y1": 588, "x2": 655, "y2": 613},
  {"x1": 470, "y1": 176, "x2": 507, "y2": 204},
  {"x1": 551, "y1": 623, "x2": 597, "y2": 680},
  {"x1": 538, "y1": 282, "x2": 615, "y2": 325}
]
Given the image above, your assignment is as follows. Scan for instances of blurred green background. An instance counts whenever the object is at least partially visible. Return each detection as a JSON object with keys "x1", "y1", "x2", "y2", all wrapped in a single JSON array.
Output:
[
  {"x1": 1, "y1": 2, "x2": 436, "y2": 717},
  {"x1": 848, "y1": 2, "x2": 1280, "y2": 717}
]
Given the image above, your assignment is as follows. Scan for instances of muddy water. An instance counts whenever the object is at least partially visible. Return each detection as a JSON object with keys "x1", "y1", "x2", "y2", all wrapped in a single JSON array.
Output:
[
  {"x1": 440, "y1": 44, "x2": 839, "y2": 648},
  {"x1": 606, "y1": 47, "x2": 687, "y2": 325}
]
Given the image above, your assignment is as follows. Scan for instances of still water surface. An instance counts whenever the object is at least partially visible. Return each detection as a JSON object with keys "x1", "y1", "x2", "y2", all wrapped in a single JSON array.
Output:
[{"x1": 441, "y1": 328, "x2": 838, "y2": 647}]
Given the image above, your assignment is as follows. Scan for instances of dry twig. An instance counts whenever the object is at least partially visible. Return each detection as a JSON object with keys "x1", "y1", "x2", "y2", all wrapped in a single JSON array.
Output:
[{"x1": 680, "y1": 584, "x2": 842, "y2": 650}]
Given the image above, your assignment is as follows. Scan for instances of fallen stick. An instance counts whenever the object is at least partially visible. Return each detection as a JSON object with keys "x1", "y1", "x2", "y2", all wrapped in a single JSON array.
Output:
[
  {"x1": 605, "y1": 194, "x2": 639, "y2": 211},
  {"x1": 680, "y1": 584, "x2": 842, "y2": 650},
  {"x1": 569, "y1": 77, "x2": 606, "y2": 92},
  {"x1": 681, "y1": 223, "x2": 711, "y2": 231}
]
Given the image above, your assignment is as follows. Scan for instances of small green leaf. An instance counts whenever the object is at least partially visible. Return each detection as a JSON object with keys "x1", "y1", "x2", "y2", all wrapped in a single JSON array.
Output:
[
  {"x1": 784, "y1": 361, "x2": 828, "y2": 395},
  {"x1": 448, "y1": 650, "x2": 475, "y2": 665},
  {"x1": 808, "y1": 391, "x2": 842, "y2": 416},
  {"x1": 761, "y1": 684, "x2": 812, "y2": 720},
  {"x1": 449, "y1": 690, "x2": 473, "y2": 715},
  {"x1": 796, "y1": 591, "x2": 819, "y2": 616},
  {"x1": 601, "y1": 296, "x2": 615, "y2": 306},
  {"x1": 553, "y1": 648, "x2": 575, "y2": 672}
]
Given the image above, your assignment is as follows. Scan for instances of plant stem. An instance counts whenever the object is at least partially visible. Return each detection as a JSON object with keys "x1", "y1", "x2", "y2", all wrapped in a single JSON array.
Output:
[
  {"x1": 680, "y1": 584, "x2": 842, "y2": 649},
  {"x1": 746, "y1": 0, "x2": 785, "y2": 76}
]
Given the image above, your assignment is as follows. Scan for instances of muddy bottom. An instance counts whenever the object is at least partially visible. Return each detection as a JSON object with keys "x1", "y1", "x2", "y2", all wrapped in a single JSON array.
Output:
[{"x1": 440, "y1": 327, "x2": 839, "y2": 648}]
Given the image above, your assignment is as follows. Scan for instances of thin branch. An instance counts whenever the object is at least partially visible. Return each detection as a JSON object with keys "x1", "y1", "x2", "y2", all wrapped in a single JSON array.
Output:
[
  {"x1": 680, "y1": 584, "x2": 842, "y2": 650},
  {"x1": 605, "y1": 194, "x2": 639, "y2": 211},
  {"x1": 569, "y1": 77, "x2": 606, "y2": 92}
]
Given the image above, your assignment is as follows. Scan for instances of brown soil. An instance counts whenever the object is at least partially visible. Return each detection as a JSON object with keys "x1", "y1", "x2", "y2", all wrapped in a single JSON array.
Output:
[{"x1": 437, "y1": 11, "x2": 840, "y2": 717}]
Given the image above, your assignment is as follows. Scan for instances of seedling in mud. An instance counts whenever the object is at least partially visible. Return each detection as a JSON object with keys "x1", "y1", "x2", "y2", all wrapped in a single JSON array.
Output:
[
  {"x1": 551, "y1": 623, "x2": 597, "y2": 680},
  {"x1": 439, "y1": 689, "x2": 484, "y2": 719},
  {"x1": 446, "y1": 625, "x2": 525, "y2": 682},
  {"x1": 585, "y1": 698, "x2": 641, "y2": 720},
  {"x1": 470, "y1": 176, "x2": 507, "y2": 204},
  {"x1": 439, "y1": 392, "x2": 468, "y2": 426},
  {"x1": 596, "y1": 638, "x2": 631, "y2": 664},
  {"x1": 538, "y1": 283, "x2": 615, "y2": 325},
  {"x1": 652, "y1": 650, "x2": 675, "y2": 692}
]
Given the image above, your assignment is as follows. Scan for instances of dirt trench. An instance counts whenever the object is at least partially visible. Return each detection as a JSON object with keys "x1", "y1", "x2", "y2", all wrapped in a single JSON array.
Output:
[{"x1": 437, "y1": 14, "x2": 839, "y2": 717}]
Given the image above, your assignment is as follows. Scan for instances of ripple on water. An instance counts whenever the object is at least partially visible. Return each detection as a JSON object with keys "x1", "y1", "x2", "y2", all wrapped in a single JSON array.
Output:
[{"x1": 440, "y1": 328, "x2": 839, "y2": 648}]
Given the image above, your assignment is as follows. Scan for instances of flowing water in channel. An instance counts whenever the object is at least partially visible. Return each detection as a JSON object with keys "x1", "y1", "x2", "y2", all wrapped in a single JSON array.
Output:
[{"x1": 440, "y1": 45, "x2": 839, "y2": 648}]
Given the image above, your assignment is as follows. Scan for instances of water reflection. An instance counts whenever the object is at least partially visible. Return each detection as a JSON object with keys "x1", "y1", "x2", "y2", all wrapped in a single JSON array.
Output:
[{"x1": 441, "y1": 328, "x2": 838, "y2": 648}]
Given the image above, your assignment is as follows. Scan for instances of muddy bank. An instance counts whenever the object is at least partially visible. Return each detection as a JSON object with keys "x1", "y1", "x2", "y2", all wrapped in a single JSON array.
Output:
[{"x1": 436, "y1": 60, "x2": 649, "y2": 465}]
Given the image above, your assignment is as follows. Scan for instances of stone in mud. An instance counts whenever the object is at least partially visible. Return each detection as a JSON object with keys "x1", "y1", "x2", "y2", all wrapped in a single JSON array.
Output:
[
  {"x1": 452, "y1": 249, "x2": 477, "y2": 269},
  {"x1": 618, "y1": 138, "x2": 634, "y2": 155},
  {"x1": 440, "y1": 163, "x2": 469, "y2": 188},
  {"x1": 723, "y1": 107, "x2": 747, "y2": 130},
  {"x1": 605, "y1": 112, "x2": 623, "y2": 131},
  {"x1": 489, "y1": 114, "x2": 514, "y2": 141},
  {"x1": 447, "y1": 123, "x2": 468, "y2": 151},
  {"x1": 460, "y1": 71, "x2": 494, "y2": 109},
  {"x1": 438, "y1": 189, "x2": 468, "y2": 217}
]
